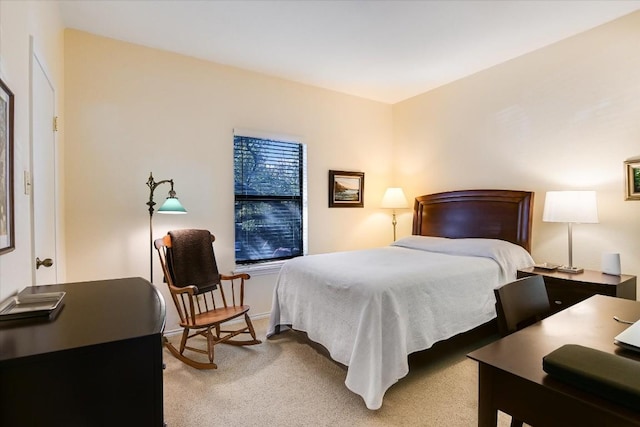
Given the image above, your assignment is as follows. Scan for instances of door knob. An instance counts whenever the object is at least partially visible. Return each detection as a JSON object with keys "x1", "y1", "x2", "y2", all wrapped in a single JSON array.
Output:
[{"x1": 36, "y1": 257, "x2": 54, "y2": 269}]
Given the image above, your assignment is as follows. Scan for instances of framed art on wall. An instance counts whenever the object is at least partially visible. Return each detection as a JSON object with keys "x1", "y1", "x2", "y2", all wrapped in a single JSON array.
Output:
[
  {"x1": 0, "y1": 78, "x2": 14, "y2": 254},
  {"x1": 329, "y1": 170, "x2": 364, "y2": 208},
  {"x1": 624, "y1": 158, "x2": 640, "y2": 201}
]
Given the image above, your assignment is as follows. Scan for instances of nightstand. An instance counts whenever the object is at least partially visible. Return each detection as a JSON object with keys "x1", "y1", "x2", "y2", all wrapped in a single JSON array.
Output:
[{"x1": 517, "y1": 267, "x2": 637, "y2": 313}]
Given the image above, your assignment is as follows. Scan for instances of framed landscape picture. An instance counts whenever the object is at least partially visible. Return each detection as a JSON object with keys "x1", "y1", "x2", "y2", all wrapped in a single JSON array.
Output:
[
  {"x1": 329, "y1": 170, "x2": 364, "y2": 208},
  {"x1": 0, "y1": 78, "x2": 13, "y2": 254},
  {"x1": 625, "y1": 158, "x2": 640, "y2": 201}
]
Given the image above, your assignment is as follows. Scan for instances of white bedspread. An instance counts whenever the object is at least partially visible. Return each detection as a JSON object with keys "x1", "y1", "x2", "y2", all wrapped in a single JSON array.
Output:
[{"x1": 267, "y1": 237, "x2": 534, "y2": 409}]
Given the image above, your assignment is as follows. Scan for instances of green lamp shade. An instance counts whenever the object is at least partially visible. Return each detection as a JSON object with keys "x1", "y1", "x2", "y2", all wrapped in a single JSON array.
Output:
[{"x1": 158, "y1": 197, "x2": 187, "y2": 214}]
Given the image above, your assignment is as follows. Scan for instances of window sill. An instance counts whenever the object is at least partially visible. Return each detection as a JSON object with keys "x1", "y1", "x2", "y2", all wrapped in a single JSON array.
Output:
[{"x1": 234, "y1": 260, "x2": 286, "y2": 276}]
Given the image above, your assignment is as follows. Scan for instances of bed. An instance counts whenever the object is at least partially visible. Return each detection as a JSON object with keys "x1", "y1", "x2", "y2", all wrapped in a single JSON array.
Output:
[{"x1": 267, "y1": 189, "x2": 535, "y2": 409}]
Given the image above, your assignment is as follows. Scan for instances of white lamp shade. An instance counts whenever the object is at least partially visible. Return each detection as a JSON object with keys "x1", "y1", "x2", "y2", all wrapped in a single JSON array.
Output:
[
  {"x1": 542, "y1": 191, "x2": 598, "y2": 224},
  {"x1": 381, "y1": 187, "x2": 408, "y2": 209},
  {"x1": 158, "y1": 197, "x2": 187, "y2": 214}
]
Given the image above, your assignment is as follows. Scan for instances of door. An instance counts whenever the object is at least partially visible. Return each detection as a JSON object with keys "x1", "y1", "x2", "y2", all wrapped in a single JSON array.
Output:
[{"x1": 31, "y1": 45, "x2": 57, "y2": 285}]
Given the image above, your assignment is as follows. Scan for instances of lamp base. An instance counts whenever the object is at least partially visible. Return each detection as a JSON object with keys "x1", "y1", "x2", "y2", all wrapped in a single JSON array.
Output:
[{"x1": 558, "y1": 265, "x2": 584, "y2": 274}]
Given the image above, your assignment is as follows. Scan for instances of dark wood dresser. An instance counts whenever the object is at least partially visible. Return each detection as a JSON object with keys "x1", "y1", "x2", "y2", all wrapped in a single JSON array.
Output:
[
  {"x1": 517, "y1": 267, "x2": 637, "y2": 313},
  {"x1": 0, "y1": 277, "x2": 166, "y2": 426}
]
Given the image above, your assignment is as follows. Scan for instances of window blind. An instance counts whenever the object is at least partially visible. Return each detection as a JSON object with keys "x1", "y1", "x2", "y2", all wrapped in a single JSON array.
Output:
[{"x1": 234, "y1": 135, "x2": 304, "y2": 264}]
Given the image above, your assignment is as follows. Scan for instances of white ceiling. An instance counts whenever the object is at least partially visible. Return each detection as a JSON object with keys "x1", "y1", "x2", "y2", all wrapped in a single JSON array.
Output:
[{"x1": 58, "y1": 0, "x2": 640, "y2": 104}]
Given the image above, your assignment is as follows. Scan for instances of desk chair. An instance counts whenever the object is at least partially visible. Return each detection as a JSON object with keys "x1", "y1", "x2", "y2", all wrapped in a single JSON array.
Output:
[
  {"x1": 155, "y1": 229, "x2": 261, "y2": 369},
  {"x1": 494, "y1": 274, "x2": 551, "y2": 427},
  {"x1": 494, "y1": 275, "x2": 551, "y2": 337}
]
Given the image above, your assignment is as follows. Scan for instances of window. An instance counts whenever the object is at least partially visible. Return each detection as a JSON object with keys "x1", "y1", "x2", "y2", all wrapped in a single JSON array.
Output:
[{"x1": 234, "y1": 132, "x2": 306, "y2": 265}]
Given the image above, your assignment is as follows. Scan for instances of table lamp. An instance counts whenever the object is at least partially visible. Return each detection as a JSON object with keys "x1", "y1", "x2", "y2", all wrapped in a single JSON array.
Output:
[
  {"x1": 381, "y1": 187, "x2": 408, "y2": 241},
  {"x1": 542, "y1": 190, "x2": 598, "y2": 274}
]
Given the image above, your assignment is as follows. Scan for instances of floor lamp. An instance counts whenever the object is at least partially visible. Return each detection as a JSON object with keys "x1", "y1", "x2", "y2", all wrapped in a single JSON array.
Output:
[
  {"x1": 381, "y1": 187, "x2": 408, "y2": 241},
  {"x1": 542, "y1": 190, "x2": 598, "y2": 274},
  {"x1": 146, "y1": 172, "x2": 187, "y2": 283}
]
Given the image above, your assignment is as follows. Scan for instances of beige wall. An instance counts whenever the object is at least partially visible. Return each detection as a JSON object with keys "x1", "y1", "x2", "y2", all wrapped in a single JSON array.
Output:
[
  {"x1": 0, "y1": 1, "x2": 65, "y2": 301},
  {"x1": 64, "y1": 30, "x2": 394, "y2": 329},
  {"x1": 393, "y1": 11, "x2": 640, "y2": 281}
]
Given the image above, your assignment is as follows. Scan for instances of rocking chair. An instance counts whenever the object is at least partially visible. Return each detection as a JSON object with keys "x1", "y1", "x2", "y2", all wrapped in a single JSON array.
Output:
[{"x1": 154, "y1": 229, "x2": 261, "y2": 369}]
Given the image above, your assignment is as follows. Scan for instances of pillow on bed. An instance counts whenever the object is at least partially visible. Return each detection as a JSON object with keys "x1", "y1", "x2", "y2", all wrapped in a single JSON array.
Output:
[
  {"x1": 392, "y1": 235, "x2": 535, "y2": 281},
  {"x1": 391, "y1": 235, "x2": 449, "y2": 250}
]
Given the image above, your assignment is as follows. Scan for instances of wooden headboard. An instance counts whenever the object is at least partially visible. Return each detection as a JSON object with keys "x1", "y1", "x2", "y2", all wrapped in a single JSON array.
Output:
[{"x1": 412, "y1": 189, "x2": 534, "y2": 252}]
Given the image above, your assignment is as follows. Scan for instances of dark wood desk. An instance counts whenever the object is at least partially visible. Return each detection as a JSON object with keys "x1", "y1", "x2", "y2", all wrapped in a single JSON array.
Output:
[
  {"x1": 0, "y1": 277, "x2": 166, "y2": 426},
  {"x1": 468, "y1": 295, "x2": 640, "y2": 427}
]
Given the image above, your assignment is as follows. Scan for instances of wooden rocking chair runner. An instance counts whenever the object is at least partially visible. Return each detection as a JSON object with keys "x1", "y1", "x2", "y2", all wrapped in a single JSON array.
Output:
[{"x1": 154, "y1": 229, "x2": 261, "y2": 370}]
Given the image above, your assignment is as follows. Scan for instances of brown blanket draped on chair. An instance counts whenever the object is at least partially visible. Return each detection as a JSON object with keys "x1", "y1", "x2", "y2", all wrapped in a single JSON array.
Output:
[{"x1": 167, "y1": 229, "x2": 220, "y2": 293}]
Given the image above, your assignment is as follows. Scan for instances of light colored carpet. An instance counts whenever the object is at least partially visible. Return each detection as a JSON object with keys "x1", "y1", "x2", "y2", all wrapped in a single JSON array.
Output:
[{"x1": 163, "y1": 317, "x2": 516, "y2": 426}]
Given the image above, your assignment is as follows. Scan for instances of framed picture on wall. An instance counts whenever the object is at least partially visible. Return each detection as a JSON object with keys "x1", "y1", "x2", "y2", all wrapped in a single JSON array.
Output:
[
  {"x1": 0, "y1": 78, "x2": 14, "y2": 255},
  {"x1": 625, "y1": 158, "x2": 640, "y2": 201},
  {"x1": 329, "y1": 170, "x2": 364, "y2": 208}
]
